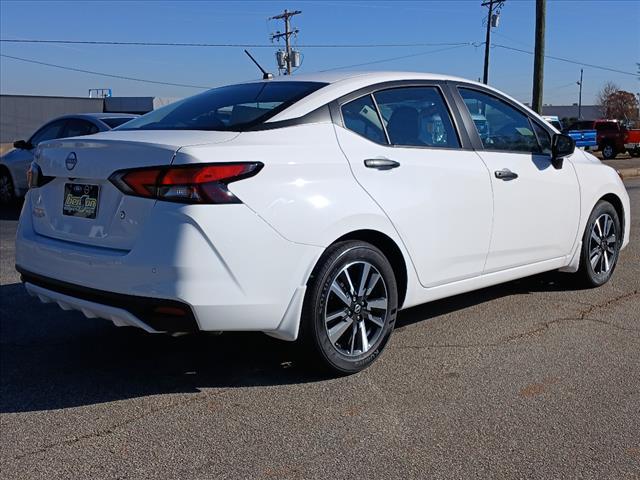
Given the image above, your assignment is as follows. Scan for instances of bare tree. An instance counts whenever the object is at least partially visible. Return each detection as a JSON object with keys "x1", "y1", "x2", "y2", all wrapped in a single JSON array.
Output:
[{"x1": 597, "y1": 81, "x2": 639, "y2": 121}]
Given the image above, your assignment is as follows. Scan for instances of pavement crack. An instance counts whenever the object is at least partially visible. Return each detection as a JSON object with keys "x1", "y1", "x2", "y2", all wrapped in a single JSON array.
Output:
[
  {"x1": 399, "y1": 290, "x2": 640, "y2": 351},
  {"x1": 12, "y1": 393, "x2": 208, "y2": 460}
]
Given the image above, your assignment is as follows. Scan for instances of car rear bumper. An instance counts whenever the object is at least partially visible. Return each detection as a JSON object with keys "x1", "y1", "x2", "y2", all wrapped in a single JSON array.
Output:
[{"x1": 15, "y1": 193, "x2": 322, "y2": 337}]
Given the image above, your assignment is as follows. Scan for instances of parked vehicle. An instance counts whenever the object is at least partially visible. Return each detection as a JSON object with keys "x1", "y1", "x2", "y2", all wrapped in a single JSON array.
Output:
[
  {"x1": 565, "y1": 123, "x2": 598, "y2": 150},
  {"x1": 565, "y1": 119, "x2": 628, "y2": 159},
  {"x1": 15, "y1": 72, "x2": 630, "y2": 373},
  {"x1": 624, "y1": 128, "x2": 640, "y2": 157},
  {"x1": 542, "y1": 115, "x2": 563, "y2": 131},
  {"x1": 0, "y1": 113, "x2": 138, "y2": 203}
]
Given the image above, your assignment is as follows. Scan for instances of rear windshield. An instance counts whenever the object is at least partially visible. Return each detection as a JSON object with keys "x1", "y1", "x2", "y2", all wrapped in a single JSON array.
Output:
[
  {"x1": 118, "y1": 81, "x2": 327, "y2": 131},
  {"x1": 101, "y1": 117, "x2": 137, "y2": 128}
]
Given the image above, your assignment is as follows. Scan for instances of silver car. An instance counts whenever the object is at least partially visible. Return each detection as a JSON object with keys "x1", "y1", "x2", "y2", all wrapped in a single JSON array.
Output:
[{"x1": 0, "y1": 113, "x2": 138, "y2": 203}]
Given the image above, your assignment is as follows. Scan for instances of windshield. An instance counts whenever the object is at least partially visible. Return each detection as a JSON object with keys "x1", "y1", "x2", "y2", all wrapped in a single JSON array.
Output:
[{"x1": 118, "y1": 81, "x2": 327, "y2": 131}]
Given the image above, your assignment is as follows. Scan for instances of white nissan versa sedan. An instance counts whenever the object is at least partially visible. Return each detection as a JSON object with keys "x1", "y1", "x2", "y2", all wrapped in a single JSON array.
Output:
[{"x1": 15, "y1": 72, "x2": 630, "y2": 373}]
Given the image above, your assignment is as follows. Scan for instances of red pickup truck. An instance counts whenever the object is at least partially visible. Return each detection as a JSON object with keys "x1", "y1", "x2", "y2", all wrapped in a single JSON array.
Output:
[
  {"x1": 625, "y1": 128, "x2": 640, "y2": 157},
  {"x1": 565, "y1": 119, "x2": 628, "y2": 159}
]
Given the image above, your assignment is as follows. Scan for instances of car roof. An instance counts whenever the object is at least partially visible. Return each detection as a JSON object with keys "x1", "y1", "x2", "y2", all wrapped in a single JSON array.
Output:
[{"x1": 261, "y1": 71, "x2": 509, "y2": 122}]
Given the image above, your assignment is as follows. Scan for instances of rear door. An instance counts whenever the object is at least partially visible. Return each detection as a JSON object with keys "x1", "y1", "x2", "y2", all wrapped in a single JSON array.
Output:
[
  {"x1": 454, "y1": 86, "x2": 580, "y2": 273},
  {"x1": 334, "y1": 83, "x2": 493, "y2": 288}
]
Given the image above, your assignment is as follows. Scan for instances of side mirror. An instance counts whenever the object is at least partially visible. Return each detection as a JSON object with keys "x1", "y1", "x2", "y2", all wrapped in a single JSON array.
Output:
[
  {"x1": 551, "y1": 133, "x2": 575, "y2": 169},
  {"x1": 13, "y1": 139, "x2": 32, "y2": 150}
]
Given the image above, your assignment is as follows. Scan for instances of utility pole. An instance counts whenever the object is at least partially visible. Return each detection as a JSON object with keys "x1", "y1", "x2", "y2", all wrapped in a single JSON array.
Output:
[
  {"x1": 481, "y1": 0, "x2": 505, "y2": 84},
  {"x1": 531, "y1": 0, "x2": 546, "y2": 113},
  {"x1": 270, "y1": 9, "x2": 302, "y2": 75},
  {"x1": 577, "y1": 68, "x2": 583, "y2": 119}
]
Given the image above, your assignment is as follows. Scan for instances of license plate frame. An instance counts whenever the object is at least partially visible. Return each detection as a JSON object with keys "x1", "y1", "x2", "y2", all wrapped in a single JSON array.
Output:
[{"x1": 63, "y1": 183, "x2": 100, "y2": 219}]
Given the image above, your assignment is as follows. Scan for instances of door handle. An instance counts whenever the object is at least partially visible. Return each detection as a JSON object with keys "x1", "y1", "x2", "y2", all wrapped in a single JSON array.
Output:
[
  {"x1": 494, "y1": 168, "x2": 518, "y2": 180},
  {"x1": 364, "y1": 158, "x2": 401, "y2": 170}
]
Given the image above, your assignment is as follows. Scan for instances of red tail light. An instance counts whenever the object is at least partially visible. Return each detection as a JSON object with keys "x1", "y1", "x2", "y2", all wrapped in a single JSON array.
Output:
[{"x1": 109, "y1": 162, "x2": 263, "y2": 204}]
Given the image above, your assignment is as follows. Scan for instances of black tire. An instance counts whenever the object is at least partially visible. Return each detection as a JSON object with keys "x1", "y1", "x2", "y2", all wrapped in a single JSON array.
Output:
[
  {"x1": 299, "y1": 240, "x2": 398, "y2": 374},
  {"x1": 601, "y1": 143, "x2": 617, "y2": 160},
  {"x1": 0, "y1": 169, "x2": 16, "y2": 205},
  {"x1": 631, "y1": 148, "x2": 640, "y2": 158},
  {"x1": 576, "y1": 200, "x2": 622, "y2": 287}
]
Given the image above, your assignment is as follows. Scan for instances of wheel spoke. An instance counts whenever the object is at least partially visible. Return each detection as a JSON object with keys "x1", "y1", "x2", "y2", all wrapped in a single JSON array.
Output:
[
  {"x1": 325, "y1": 308, "x2": 348, "y2": 324},
  {"x1": 328, "y1": 317, "x2": 354, "y2": 345},
  {"x1": 367, "y1": 297, "x2": 387, "y2": 310},
  {"x1": 590, "y1": 230, "x2": 600, "y2": 244},
  {"x1": 365, "y1": 273, "x2": 381, "y2": 297},
  {"x1": 603, "y1": 216, "x2": 612, "y2": 236},
  {"x1": 595, "y1": 218, "x2": 603, "y2": 237},
  {"x1": 349, "y1": 321, "x2": 357, "y2": 355},
  {"x1": 604, "y1": 251, "x2": 610, "y2": 272},
  {"x1": 366, "y1": 312, "x2": 385, "y2": 328},
  {"x1": 606, "y1": 234, "x2": 616, "y2": 244},
  {"x1": 330, "y1": 280, "x2": 351, "y2": 307},
  {"x1": 359, "y1": 321, "x2": 369, "y2": 353},
  {"x1": 590, "y1": 250, "x2": 602, "y2": 269},
  {"x1": 357, "y1": 263, "x2": 371, "y2": 297},
  {"x1": 343, "y1": 268, "x2": 356, "y2": 296}
]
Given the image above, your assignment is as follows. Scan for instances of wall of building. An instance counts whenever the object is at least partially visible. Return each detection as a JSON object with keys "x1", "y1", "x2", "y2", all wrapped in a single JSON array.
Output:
[
  {"x1": 0, "y1": 95, "x2": 104, "y2": 143},
  {"x1": 0, "y1": 95, "x2": 180, "y2": 145}
]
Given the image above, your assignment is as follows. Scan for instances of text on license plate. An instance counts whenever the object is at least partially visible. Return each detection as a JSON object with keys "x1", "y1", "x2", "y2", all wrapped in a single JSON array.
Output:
[{"x1": 63, "y1": 183, "x2": 99, "y2": 219}]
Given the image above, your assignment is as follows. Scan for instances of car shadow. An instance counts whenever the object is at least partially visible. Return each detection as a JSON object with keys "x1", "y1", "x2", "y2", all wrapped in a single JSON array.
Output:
[
  {"x1": 0, "y1": 270, "x2": 584, "y2": 413},
  {"x1": 0, "y1": 200, "x2": 23, "y2": 221}
]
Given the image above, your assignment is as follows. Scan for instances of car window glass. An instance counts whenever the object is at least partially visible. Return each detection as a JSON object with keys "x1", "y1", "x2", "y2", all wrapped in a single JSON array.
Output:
[
  {"x1": 64, "y1": 119, "x2": 99, "y2": 137},
  {"x1": 341, "y1": 95, "x2": 386, "y2": 144},
  {"x1": 29, "y1": 120, "x2": 67, "y2": 146},
  {"x1": 532, "y1": 121, "x2": 552, "y2": 155},
  {"x1": 459, "y1": 88, "x2": 540, "y2": 153},
  {"x1": 118, "y1": 81, "x2": 326, "y2": 131},
  {"x1": 101, "y1": 117, "x2": 135, "y2": 128},
  {"x1": 373, "y1": 87, "x2": 460, "y2": 148}
]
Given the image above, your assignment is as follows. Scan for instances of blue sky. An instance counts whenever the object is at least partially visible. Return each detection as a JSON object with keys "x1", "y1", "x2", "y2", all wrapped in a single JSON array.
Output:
[{"x1": 1, "y1": 0, "x2": 638, "y2": 105}]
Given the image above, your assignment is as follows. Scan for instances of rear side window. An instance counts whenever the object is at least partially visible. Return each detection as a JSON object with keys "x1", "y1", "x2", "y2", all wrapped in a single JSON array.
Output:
[
  {"x1": 374, "y1": 87, "x2": 460, "y2": 148},
  {"x1": 64, "y1": 119, "x2": 99, "y2": 138},
  {"x1": 596, "y1": 122, "x2": 618, "y2": 131},
  {"x1": 459, "y1": 88, "x2": 541, "y2": 153},
  {"x1": 118, "y1": 81, "x2": 326, "y2": 131},
  {"x1": 341, "y1": 95, "x2": 386, "y2": 144},
  {"x1": 29, "y1": 120, "x2": 67, "y2": 146}
]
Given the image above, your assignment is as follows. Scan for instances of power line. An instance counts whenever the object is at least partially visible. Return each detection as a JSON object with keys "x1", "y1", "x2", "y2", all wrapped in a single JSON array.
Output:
[
  {"x1": 0, "y1": 38, "x2": 474, "y2": 49},
  {"x1": 319, "y1": 44, "x2": 472, "y2": 72},
  {"x1": 0, "y1": 54, "x2": 211, "y2": 89},
  {"x1": 492, "y1": 43, "x2": 638, "y2": 77}
]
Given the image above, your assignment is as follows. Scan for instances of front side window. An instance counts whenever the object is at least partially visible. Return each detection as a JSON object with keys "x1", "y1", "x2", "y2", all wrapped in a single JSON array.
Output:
[
  {"x1": 341, "y1": 95, "x2": 386, "y2": 144},
  {"x1": 30, "y1": 120, "x2": 67, "y2": 146},
  {"x1": 119, "y1": 81, "x2": 326, "y2": 131},
  {"x1": 532, "y1": 121, "x2": 552, "y2": 155},
  {"x1": 459, "y1": 88, "x2": 540, "y2": 153},
  {"x1": 373, "y1": 87, "x2": 460, "y2": 148}
]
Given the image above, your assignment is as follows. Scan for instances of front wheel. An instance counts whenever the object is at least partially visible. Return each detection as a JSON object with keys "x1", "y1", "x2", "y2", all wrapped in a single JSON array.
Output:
[
  {"x1": 576, "y1": 200, "x2": 622, "y2": 287},
  {"x1": 300, "y1": 241, "x2": 398, "y2": 374},
  {"x1": 601, "y1": 143, "x2": 616, "y2": 160}
]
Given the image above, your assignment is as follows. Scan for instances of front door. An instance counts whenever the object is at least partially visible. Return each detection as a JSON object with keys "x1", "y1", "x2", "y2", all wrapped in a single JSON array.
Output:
[
  {"x1": 335, "y1": 85, "x2": 493, "y2": 288},
  {"x1": 455, "y1": 86, "x2": 580, "y2": 273}
]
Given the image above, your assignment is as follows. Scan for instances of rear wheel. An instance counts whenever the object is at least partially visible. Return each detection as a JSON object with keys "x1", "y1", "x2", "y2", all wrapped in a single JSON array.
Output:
[
  {"x1": 601, "y1": 143, "x2": 616, "y2": 160},
  {"x1": 576, "y1": 200, "x2": 621, "y2": 287},
  {"x1": 300, "y1": 241, "x2": 398, "y2": 374},
  {"x1": 0, "y1": 169, "x2": 15, "y2": 205}
]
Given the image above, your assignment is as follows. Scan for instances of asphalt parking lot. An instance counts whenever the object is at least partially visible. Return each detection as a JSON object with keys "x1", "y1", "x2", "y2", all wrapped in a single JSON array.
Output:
[{"x1": 1, "y1": 180, "x2": 639, "y2": 480}]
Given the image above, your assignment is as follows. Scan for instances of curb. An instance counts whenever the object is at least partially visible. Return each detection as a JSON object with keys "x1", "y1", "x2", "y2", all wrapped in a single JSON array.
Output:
[{"x1": 617, "y1": 168, "x2": 640, "y2": 179}]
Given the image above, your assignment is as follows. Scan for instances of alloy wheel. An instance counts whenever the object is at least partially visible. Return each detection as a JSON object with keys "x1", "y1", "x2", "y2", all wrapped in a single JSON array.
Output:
[
  {"x1": 0, "y1": 174, "x2": 14, "y2": 204},
  {"x1": 588, "y1": 213, "x2": 617, "y2": 275},
  {"x1": 324, "y1": 261, "x2": 388, "y2": 357}
]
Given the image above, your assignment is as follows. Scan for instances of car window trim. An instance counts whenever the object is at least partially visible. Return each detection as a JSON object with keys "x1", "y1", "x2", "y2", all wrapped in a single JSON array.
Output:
[
  {"x1": 333, "y1": 80, "x2": 472, "y2": 151},
  {"x1": 452, "y1": 83, "x2": 556, "y2": 156}
]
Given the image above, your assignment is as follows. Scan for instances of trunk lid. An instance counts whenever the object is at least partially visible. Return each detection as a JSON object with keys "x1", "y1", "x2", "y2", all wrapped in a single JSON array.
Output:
[{"x1": 31, "y1": 130, "x2": 239, "y2": 250}]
